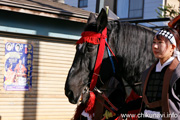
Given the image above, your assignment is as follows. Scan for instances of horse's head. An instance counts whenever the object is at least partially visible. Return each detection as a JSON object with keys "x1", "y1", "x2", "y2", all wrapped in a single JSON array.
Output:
[{"x1": 65, "y1": 9, "x2": 108, "y2": 104}]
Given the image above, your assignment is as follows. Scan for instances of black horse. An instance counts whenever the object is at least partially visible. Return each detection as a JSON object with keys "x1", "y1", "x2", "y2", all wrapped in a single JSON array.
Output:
[{"x1": 65, "y1": 9, "x2": 156, "y2": 119}]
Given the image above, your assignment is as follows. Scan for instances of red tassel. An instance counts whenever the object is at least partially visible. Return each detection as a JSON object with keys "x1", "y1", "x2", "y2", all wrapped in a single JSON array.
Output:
[
  {"x1": 74, "y1": 92, "x2": 96, "y2": 120},
  {"x1": 85, "y1": 92, "x2": 96, "y2": 117},
  {"x1": 125, "y1": 90, "x2": 142, "y2": 120},
  {"x1": 74, "y1": 103, "x2": 86, "y2": 120}
]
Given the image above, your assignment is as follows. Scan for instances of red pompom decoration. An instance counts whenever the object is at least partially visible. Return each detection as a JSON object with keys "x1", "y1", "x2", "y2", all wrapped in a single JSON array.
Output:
[{"x1": 85, "y1": 91, "x2": 96, "y2": 116}]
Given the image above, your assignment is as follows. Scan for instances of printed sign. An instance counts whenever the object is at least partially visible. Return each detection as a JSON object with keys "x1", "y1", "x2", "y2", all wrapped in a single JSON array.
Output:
[{"x1": 4, "y1": 42, "x2": 33, "y2": 91}]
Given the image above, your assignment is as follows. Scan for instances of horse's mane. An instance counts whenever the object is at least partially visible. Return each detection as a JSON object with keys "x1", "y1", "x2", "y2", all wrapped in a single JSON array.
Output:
[{"x1": 107, "y1": 20, "x2": 156, "y2": 88}]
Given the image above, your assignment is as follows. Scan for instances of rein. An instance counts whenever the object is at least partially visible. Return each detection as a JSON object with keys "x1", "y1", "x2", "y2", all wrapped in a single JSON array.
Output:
[{"x1": 76, "y1": 27, "x2": 118, "y2": 119}]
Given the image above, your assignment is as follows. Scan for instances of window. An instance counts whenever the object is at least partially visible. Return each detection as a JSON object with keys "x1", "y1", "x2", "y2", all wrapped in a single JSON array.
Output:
[
  {"x1": 78, "y1": 0, "x2": 88, "y2": 8},
  {"x1": 117, "y1": 0, "x2": 144, "y2": 19},
  {"x1": 129, "y1": 0, "x2": 144, "y2": 18}
]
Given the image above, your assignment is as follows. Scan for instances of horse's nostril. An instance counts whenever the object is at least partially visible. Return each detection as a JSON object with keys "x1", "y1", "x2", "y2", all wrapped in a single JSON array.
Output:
[
  {"x1": 65, "y1": 89, "x2": 73, "y2": 99},
  {"x1": 65, "y1": 89, "x2": 77, "y2": 104}
]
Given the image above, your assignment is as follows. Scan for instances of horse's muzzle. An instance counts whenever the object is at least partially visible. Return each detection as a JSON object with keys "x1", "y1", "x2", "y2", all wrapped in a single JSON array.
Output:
[{"x1": 65, "y1": 88, "x2": 78, "y2": 104}]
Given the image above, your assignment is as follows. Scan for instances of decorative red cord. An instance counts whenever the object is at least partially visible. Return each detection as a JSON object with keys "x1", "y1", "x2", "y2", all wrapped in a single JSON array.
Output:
[
  {"x1": 89, "y1": 28, "x2": 107, "y2": 91},
  {"x1": 76, "y1": 28, "x2": 107, "y2": 91},
  {"x1": 76, "y1": 31, "x2": 102, "y2": 44},
  {"x1": 75, "y1": 27, "x2": 119, "y2": 119}
]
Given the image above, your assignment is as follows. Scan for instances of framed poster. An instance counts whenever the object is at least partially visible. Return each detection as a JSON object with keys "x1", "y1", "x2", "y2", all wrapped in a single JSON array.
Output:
[{"x1": 4, "y1": 42, "x2": 33, "y2": 91}]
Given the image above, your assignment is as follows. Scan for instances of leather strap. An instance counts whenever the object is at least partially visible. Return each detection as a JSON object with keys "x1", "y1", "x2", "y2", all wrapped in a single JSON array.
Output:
[{"x1": 161, "y1": 58, "x2": 179, "y2": 120}]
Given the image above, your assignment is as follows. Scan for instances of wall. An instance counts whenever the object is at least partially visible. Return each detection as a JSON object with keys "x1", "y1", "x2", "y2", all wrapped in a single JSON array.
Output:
[
  {"x1": 0, "y1": 35, "x2": 77, "y2": 120},
  {"x1": 116, "y1": 0, "x2": 129, "y2": 18},
  {"x1": 104, "y1": 0, "x2": 114, "y2": 12},
  {"x1": 64, "y1": 0, "x2": 78, "y2": 8},
  {"x1": 0, "y1": 9, "x2": 86, "y2": 120},
  {"x1": 0, "y1": 10, "x2": 84, "y2": 40},
  {"x1": 166, "y1": 0, "x2": 179, "y2": 14},
  {"x1": 64, "y1": 0, "x2": 97, "y2": 13},
  {"x1": 167, "y1": 0, "x2": 179, "y2": 9}
]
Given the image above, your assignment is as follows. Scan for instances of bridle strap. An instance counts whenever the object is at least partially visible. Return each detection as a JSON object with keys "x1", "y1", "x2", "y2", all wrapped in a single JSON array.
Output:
[
  {"x1": 89, "y1": 28, "x2": 107, "y2": 91},
  {"x1": 105, "y1": 41, "x2": 118, "y2": 63},
  {"x1": 77, "y1": 27, "x2": 119, "y2": 118},
  {"x1": 95, "y1": 88, "x2": 118, "y2": 111},
  {"x1": 76, "y1": 27, "x2": 117, "y2": 91},
  {"x1": 88, "y1": 28, "x2": 120, "y2": 115},
  {"x1": 96, "y1": 98, "x2": 116, "y2": 115}
]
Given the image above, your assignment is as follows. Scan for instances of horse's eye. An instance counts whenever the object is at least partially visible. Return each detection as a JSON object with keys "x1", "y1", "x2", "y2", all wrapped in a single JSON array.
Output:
[
  {"x1": 76, "y1": 44, "x2": 83, "y2": 50},
  {"x1": 87, "y1": 44, "x2": 95, "y2": 52}
]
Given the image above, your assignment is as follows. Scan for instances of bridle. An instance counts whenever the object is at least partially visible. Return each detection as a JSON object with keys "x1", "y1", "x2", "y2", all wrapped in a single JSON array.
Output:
[
  {"x1": 76, "y1": 27, "x2": 118, "y2": 91},
  {"x1": 75, "y1": 27, "x2": 119, "y2": 119}
]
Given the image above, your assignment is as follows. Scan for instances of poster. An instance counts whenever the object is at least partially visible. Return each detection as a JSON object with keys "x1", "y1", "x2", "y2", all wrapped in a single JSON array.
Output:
[{"x1": 4, "y1": 42, "x2": 33, "y2": 91}]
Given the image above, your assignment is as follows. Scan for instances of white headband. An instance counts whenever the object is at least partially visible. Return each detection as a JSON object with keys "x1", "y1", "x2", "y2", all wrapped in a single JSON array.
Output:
[
  {"x1": 157, "y1": 29, "x2": 180, "y2": 61},
  {"x1": 157, "y1": 30, "x2": 176, "y2": 46}
]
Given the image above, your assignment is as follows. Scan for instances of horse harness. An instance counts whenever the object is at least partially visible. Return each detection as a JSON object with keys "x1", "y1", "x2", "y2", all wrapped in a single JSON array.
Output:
[{"x1": 76, "y1": 27, "x2": 119, "y2": 119}]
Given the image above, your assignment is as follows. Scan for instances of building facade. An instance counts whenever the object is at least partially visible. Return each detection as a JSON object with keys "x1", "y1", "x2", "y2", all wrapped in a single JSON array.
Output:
[
  {"x1": 65, "y1": 0, "x2": 180, "y2": 27},
  {"x1": 0, "y1": 0, "x2": 90, "y2": 119},
  {"x1": 64, "y1": 0, "x2": 117, "y2": 13}
]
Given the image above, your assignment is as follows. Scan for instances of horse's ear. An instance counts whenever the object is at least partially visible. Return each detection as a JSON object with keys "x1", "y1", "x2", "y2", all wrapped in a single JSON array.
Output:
[
  {"x1": 96, "y1": 8, "x2": 108, "y2": 33},
  {"x1": 87, "y1": 13, "x2": 97, "y2": 25}
]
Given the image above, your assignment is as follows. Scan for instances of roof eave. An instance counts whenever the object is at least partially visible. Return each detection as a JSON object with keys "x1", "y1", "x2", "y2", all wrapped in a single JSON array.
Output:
[{"x1": 0, "y1": 3, "x2": 88, "y2": 23}]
